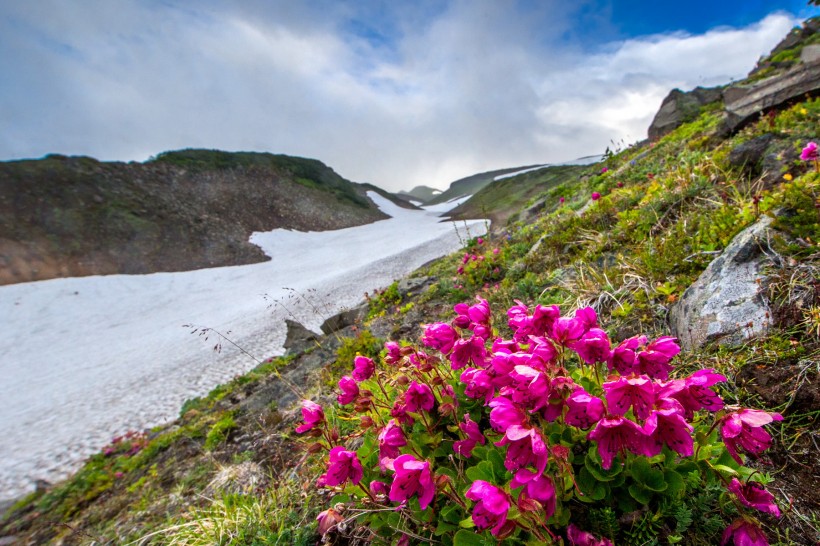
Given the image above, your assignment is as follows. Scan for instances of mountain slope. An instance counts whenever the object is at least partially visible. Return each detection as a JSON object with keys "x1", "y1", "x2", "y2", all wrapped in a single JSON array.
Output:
[{"x1": 0, "y1": 149, "x2": 393, "y2": 285}]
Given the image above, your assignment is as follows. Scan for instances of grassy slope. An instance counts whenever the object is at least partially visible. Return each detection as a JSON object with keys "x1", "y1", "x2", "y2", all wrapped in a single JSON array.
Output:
[
  {"x1": 423, "y1": 164, "x2": 544, "y2": 206},
  {"x1": 2, "y1": 64, "x2": 820, "y2": 546}
]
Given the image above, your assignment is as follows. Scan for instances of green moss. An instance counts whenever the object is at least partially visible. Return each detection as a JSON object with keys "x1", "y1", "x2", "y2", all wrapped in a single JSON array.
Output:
[{"x1": 205, "y1": 413, "x2": 238, "y2": 451}]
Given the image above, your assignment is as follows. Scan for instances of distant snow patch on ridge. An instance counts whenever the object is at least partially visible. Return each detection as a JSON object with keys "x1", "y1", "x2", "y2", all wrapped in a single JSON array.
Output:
[
  {"x1": 421, "y1": 194, "x2": 474, "y2": 214},
  {"x1": 494, "y1": 164, "x2": 550, "y2": 180}
]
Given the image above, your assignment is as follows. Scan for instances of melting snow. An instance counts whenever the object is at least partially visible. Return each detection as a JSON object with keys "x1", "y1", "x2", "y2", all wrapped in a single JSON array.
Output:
[{"x1": 0, "y1": 192, "x2": 485, "y2": 500}]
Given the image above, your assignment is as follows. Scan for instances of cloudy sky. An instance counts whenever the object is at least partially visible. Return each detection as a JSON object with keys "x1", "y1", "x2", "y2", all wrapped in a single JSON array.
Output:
[{"x1": 1, "y1": 1, "x2": 816, "y2": 192}]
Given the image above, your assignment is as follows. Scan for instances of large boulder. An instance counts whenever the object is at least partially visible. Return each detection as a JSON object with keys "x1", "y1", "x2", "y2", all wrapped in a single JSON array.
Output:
[
  {"x1": 669, "y1": 216, "x2": 774, "y2": 350},
  {"x1": 647, "y1": 86, "x2": 724, "y2": 140}
]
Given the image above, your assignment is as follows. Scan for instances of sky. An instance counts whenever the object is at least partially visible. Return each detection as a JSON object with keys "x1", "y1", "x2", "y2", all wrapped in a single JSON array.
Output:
[{"x1": 0, "y1": 1, "x2": 817, "y2": 192}]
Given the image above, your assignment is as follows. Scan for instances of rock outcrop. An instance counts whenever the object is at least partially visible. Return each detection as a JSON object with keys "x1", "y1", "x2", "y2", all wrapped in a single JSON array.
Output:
[
  {"x1": 669, "y1": 216, "x2": 775, "y2": 350},
  {"x1": 647, "y1": 86, "x2": 724, "y2": 140},
  {"x1": 723, "y1": 59, "x2": 820, "y2": 133}
]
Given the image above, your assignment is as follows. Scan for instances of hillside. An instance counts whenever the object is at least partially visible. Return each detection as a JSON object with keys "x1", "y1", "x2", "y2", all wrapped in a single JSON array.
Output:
[
  {"x1": 0, "y1": 149, "x2": 407, "y2": 285},
  {"x1": 423, "y1": 164, "x2": 544, "y2": 206},
  {"x1": 1, "y1": 18, "x2": 819, "y2": 546}
]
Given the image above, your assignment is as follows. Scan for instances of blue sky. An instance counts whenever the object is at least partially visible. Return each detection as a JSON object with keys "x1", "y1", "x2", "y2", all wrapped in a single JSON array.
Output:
[{"x1": 0, "y1": 1, "x2": 817, "y2": 191}]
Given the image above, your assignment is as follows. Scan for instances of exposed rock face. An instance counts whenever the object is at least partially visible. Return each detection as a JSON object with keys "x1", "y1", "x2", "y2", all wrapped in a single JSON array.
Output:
[
  {"x1": 320, "y1": 303, "x2": 368, "y2": 335},
  {"x1": 723, "y1": 60, "x2": 820, "y2": 133},
  {"x1": 670, "y1": 217, "x2": 774, "y2": 350},
  {"x1": 282, "y1": 319, "x2": 320, "y2": 355},
  {"x1": 647, "y1": 86, "x2": 724, "y2": 140}
]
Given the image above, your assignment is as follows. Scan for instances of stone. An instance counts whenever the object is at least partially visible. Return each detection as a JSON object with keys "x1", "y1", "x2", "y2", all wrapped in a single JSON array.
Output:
[
  {"x1": 648, "y1": 86, "x2": 724, "y2": 140},
  {"x1": 669, "y1": 216, "x2": 774, "y2": 350},
  {"x1": 802, "y1": 44, "x2": 820, "y2": 64},
  {"x1": 723, "y1": 60, "x2": 820, "y2": 133},
  {"x1": 282, "y1": 319, "x2": 320, "y2": 355},
  {"x1": 397, "y1": 276, "x2": 436, "y2": 297},
  {"x1": 319, "y1": 303, "x2": 368, "y2": 335},
  {"x1": 727, "y1": 134, "x2": 777, "y2": 177}
]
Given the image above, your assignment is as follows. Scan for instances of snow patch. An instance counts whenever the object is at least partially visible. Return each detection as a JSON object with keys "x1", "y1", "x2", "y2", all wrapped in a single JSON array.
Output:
[{"x1": 0, "y1": 192, "x2": 486, "y2": 500}]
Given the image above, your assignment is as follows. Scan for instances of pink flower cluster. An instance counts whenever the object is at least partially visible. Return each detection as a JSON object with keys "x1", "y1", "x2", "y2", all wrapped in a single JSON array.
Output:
[
  {"x1": 298, "y1": 296, "x2": 783, "y2": 542},
  {"x1": 800, "y1": 141, "x2": 818, "y2": 162}
]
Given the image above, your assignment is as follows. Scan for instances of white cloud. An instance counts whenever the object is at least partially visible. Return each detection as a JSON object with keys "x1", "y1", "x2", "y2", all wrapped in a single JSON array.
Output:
[{"x1": 0, "y1": 2, "x2": 802, "y2": 191}]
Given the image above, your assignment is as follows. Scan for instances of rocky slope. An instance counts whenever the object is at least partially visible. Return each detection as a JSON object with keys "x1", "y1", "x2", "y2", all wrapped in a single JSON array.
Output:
[{"x1": 0, "y1": 149, "x2": 406, "y2": 285}]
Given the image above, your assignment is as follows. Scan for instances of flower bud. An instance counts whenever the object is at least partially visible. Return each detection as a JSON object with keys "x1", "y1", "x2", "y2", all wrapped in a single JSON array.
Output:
[
  {"x1": 435, "y1": 473, "x2": 452, "y2": 489},
  {"x1": 307, "y1": 442, "x2": 325, "y2": 454},
  {"x1": 395, "y1": 375, "x2": 410, "y2": 386},
  {"x1": 517, "y1": 494, "x2": 542, "y2": 513},
  {"x1": 308, "y1": 428, "x2": 323, "y2": 438},
  {"x1": 330, "y1": 428, "x2": 340, "y2": 442},
  {"x1": 437, "y1": 402, "x2": 456, "y2": 417},
  {"x1": 360, "y1": 415, "x2": 374, "y2": 429},
  {"x1": 316, "y1": 508, "x2": 343, "y2": 535},
  {"x1": 400, "y1": 346, "x2": 416, "y2": 356}
]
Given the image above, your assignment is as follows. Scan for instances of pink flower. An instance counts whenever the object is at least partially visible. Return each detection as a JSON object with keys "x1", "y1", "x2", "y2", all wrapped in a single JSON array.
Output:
[
  {"x1": 477, "y1": 237, "x2": 484, "y2": 245},
  {"x1": 559, "y1": 196, "x2": 565, "y2": 204},
  {"x1": 511, "y1": 469, "x2": 556, "y2": 517},
  {"x1": 404, "y1": 381, "x2": 435, "y2": 413},
  {"x1": 720, "y1": 408, "x2": 783, "y2": 464},
  {"x1": 352, "y1": 356, "x2": 375, "y2": 382},
  {"x1": 492, "y1": 247, "x2": 500, "y2": 255},
  {"x1": 617, "y1": 181, "x2": 624, "y2": 188},
  {"x1": 643, "y1": 405, "x2": 694, "y2": 457},
  {"x1": 421, "y1": 322, "x2": 459, "y2": 354},
  {"x1": 551, "y1": 315, "x2": 586, "y2": 346},
  {"x1": 800, "y1": 141, "x2": 818, "y2": 161},
  {"x1": 319, "y1": 446, "x2": 363, "y2": 486},
  {"x1": 607, "y1": 335, "x2": 647, "y2": 375},
  {"x1": 316, "y1": 508, "x2": 343, "y2": 535},
  {"x1": 384, "y1": 341, "x2": 402, "y2": 365},
  {"x1": 370, "y1": 480, "x2": 388, "y2": 496},
  {"x1": 465, "y1": 480, "x2": 511, "y2": 536},
  {"x1": 657, "y1": 368, "x2": 726, "y2": 419},
  {"x1": 337, "y1": 376, "x2": 359, "y2": 405},
  {"x1": 571, "y1": 328, "x2": 612, "y2": 365},
  {"x1": 450, "y1": 335, "x2": 487, "y2": 370},
  {"x1": 602, "y1": 375, "x2": 656, "y2": 420},
  {"x1": 588, "y1": 416, "x2": 651, "y2": 469},
  {"x1": 506, "y1": 365, "x2": 550, "y2": 410},
  {"x1": 721, "y1": 519, "x2": 769, "y2": 546},
  {"x1": 389, "y1": 454, "x2": 435, "y2": 509},
  {"x1": 461, "y1": 367, "x2": 495, "y2": 404},
  {"x1": 378, "y1": 419, "x2": 407, "y2": 463},
  {"x1": 727, "y1": 478, "x2": 781, "y2": 517},
  {"x1": 468, "y1": 297, "x2": 491, "y2": 325},
  {"x1": 454, "y1": 413, "x2": 486, "y2": 458},
  {"x1": 591, "y1": 192, "x2": 601, "y2": 201},
  {"x1": 295, "y1": 400, "x2": 324, "y2": 433},
  {"x1": 489, "y1": 396, "x2": 528, "y2": 433},
  {"x1": 495, "y1": 425, "x2": 548, "y2": 475},
  {"x1": 636, "y1": 336, "x2": 680, "y2": 379},
  {"x1": 600, "y1": 167, "x2": 608, "y2": 173},
  {"x1": 567, "y1": 523, "x2": 613, "y2": 546},
  {"x1": 565, "y1": 388, "x2": 605, "y2": 429}
]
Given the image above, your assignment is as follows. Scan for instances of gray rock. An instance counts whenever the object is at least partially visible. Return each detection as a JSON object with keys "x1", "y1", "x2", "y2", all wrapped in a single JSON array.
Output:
[
  {"x1": 282, "y1": 319, "x2": 320, "y2": 355},
  {"x1": 723, "y1": 60, "x2": 820, "y2": 133},
  {"x1": 727, "y1": 134, "x2": 777, "y2": 177},
  {"x1": 648, "y1": 86, "x2": 724, "y2": 140},
  {"x1": 519, "y1": 197, "x2": 548, "y2": 223},
  {"x1": 397, "y1": 276, "x2": 436, "y2": 297},
  {"x1": 319, "y1": 303, "x2": 369, "y2": 335},
  {"x1": 802, "y1": 44, "x2": 820, "y2": 64},
  {"x1": 670, "y1": 216, "x2": 774, "y2": 350}
]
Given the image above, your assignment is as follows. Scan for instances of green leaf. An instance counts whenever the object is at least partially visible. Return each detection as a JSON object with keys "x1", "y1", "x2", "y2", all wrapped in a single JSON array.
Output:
[
  {"x1": 628, "y1": 483, "x2": 653, "y2": 504},
  {"x1": 663, "y1": 470, "x2": 686, "y2": 498},
  {"x1": 710, "y1": 464, "x2": 739, "y2": 477},
  {"x1": 487, "y1": 448, "x2": 507, "y2": 478},
  {"x1": 465, "y1": 461, "x2": 495, "y2": 484},
  {"x1": 458, "y1": 518, "x2": 477, "y2": 530},
  {"x1": 441, "y1": 503, "x2": 463, "y2": 524},
  {"x1": 577, "y1": 467, "x2": 607, "y2": 501},
  {"x1": 453, "y1": 529, "x2": 484, "y2": 546},
  {"x1": 630, "y1": 458, "x2": 668, "y2": 492},
  {"x1": 585, "y1": 450, "x2": 623, "y2": 481}
]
